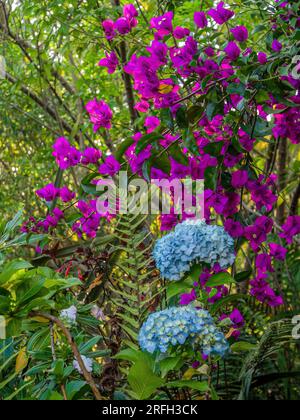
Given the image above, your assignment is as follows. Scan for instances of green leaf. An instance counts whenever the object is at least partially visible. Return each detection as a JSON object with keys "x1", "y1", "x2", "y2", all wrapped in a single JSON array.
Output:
[
  {"x1": 167, "y1": 280, "x2": 191, "y2": 301},
  {"x1": 187, "y1": 264, "x2": 202, "y2": 282},
  {"x1": 211, "y1": 294, "x2": 249, "y2": 314},
  {"x1": 160, "y1": 108, "x2": 174, "y2": 130},
  {"x1": 115, "y1": 138, "x2": 135, "y2": 162},
  {"x1": 231, "y1": 341, "x2": 257, "y2": 353},
  {"x1": 0, "y1": 260, "x2": 32, "y2": 286},
  {"x1": 114, "y1": 348, "x2": 141, "y2": 362},
  {"x1": 3, "y1": 211, "x2": 23, "y2": 235},
  {"x1": 235, "y1": 270, "x2": 252, "y2": 283},
  {"x1": 65, "y1": 381, "x2": 88, "y2": 400},
  {"x1": 48, "y1": 391, "x2": 64, "y2": 401},
  {"x1": 0, "y1": 288, "x2": 10, "y2": 314},
  {"x1": 203, "y1": 141, "x2": 224, "y2": 157},
  {"x1": 227, "y1": 83, "x2": 246, "y2": 96},
  {"x1": 16, "y1": 278, "x2": 46, "y2": 308},
  {"x1": 52, "y1": 359, "x2": 65, "y2": 378},
  {"x1": 206, "y1": 272, "x2": 235, "y2": 288},
  {"x1": 128, "y1": 361, "x2": 165, "y2": 400},
  {"x1": 166, "y1": 380, "x2": 209, "y2": 392},
  {"x1": 168, "y1": 141, "x2": 189, "y2": 166},
  {"x1": 204, "y1": 166, "x2": 218, "y2": 190},
  {"x1": 176, "y1": 106, "x2": 189, "y2": 129},
  {"x1": 159, "y1": 356, "x2": 183, "y2": 378},
  {"x1": 135, "y1": 133, "x2": 162, "y2": 155},
  {"x1": 6, "y1": 319, "x2": 22, "y2": 338},
  {"x1": 79, "y1": 336, "x2": 101, "y2": 354}
]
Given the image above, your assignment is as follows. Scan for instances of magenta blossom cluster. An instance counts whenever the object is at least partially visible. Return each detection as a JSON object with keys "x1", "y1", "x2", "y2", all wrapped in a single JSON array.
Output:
[
  {"x1": 36, "y1": 184, "x2": 75, "y2": 203},
  {"x1": 220, "y1": 309, "x2": 245, "y2": 339},
  {"x1": 21, "y1": 207, "x2": 64, "y2": 234},
  {"x1": 85, "y1": 99, "x2": 113, "y2": 132},
  {"x1": 24, "y1": 1, "x2": 300, "y2": 313},
  {"x1": 102, "y1": 4, "x2": 138, "y2": 40},
  {"x1": 53, "y1": 138, "x2": 102, "y2": 170}
]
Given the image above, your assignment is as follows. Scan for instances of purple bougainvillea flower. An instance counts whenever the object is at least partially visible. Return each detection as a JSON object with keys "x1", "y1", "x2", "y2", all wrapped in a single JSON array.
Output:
[
  {"x1": 59, "y1": 186, "x2": 76, "y2": 203},
  {"x1": 53, "y1": 208, "x2": 64, "y2": 220},
  {"x1": 99, "y1": 155, "x2": 121, "y2": 176},
  {"x1": 123, "y1": 4, "x2": 138, "y2": 20},
  {"x1": 204, "y1": 47, "x2": 215, "y2": 57},
  {"x1": 231, "y1": 170, "x2": 248, "y2": 189},
  {"x1": 206, "y1": 189, "x2": 228, "y2": 215},
  {"x1": 279, "y1": 216, "x2": 300, "y2": 244},
  {"x1": 194, "y1": 11, "x2": 208, "y2": 29},
  {"x1": 244, "y1": 216, "x2": 273, "y2": 252},
  {"x1": 86, "y1": 99, "x2": 113, "y2": 131},
  {"x1": 123, "y1": 4, "x2": 138, "y2": 28},
  {"x1": 258, "y1": 52, "x2": 268, "y2": 64},
  {"x1": 246, "y1": 178, "x2": 277, "y2": 212},
  {"x1": 207, "y1": 2, "x2": 235, "y2": 25},
  {"x1": 98, "y1": 51, "x2": 119, "y2": 74},
  {"x1": 114, "y1": 17, "x2": 131, "y2": 35},
  {"x1": 224, "y1": 219, "x2": 244, "y2": 238},
  {"x1": 145, "y1": 116, "x2": 161, "y2": 133},
  {"x1": 36, "y1": 184, "x2": 59, "y2": 202},
  {"x1": 150, "y1": 12, "x2": 174, "y2": 37},
  {"x1": 272, "y1": 39, "x2": 283, "y2": 52},
  {"x1": 134, "y1": 100, "x2": 150, "y2": 113},
  {"x1": 229, "y1": 309, "x2": 245, "y2": 329},
  {"x1": 250, "y1": 274, "x2": 283, "y2": 307},
  {"x1": 224, "y1": 41, "x2": 241, "y2": 61},
  {"x1": 102, "y1": 20, "x2": 116, "y2": 40},
  {"x1": 160, "y1": 213, "x2": 178, "y2": 232},
  {"x1": 238, "y1": 129, "x2": 255, "y2": 151},
  {"x1": 52, "y1": 137, "x2": 81, "y2": 170},
  {"x1": 230, "y1": 26, "x2": 248, "y2": 42},
  {"x1": 256, "y1": 253, "x2": 274, "y2": 273},
  {"x1": 81, "y1": 148, "x2": 102, "y2": 165},
  {"x1": 192, "y1": 361, "x2": 200, "y2": 369},
  {"x1": 269, "y1": 243, "x2": 288, "y2": 261},
  {"x1": 147, "y1": 40, "x2": 168, "y2": 66},
  {"x1": 173, "y1": 26, "x2": 190, "y2": 39},
  {"x1": 179, "y1": 289, "x2": 197, "y2": 306}
]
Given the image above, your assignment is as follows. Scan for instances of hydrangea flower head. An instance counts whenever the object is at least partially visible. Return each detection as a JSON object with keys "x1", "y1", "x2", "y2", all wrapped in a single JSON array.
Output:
[
  {"x1": 60, "y1": 305, "x2": 77, "y2": 325},
  {"x1": 153, "y1": 220, "x2": 235, "y2": 281},
  {"x1": 73, "y1": 355, "x2": 93, "y2": 374},
  {"x1": 139, "y1": 305, "x2": 229, "y2": 358}
]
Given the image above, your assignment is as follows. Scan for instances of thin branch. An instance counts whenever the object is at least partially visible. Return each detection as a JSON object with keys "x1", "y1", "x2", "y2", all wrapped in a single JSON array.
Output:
[
  {"x1": 290, "y1": 182, "x2": 300, "y2": 216},
  {"x1": 30, "y1": 311, "x2": 104, "y2": 401}
]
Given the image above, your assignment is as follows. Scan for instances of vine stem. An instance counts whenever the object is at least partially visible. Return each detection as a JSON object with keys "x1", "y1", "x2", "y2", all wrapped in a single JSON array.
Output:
[
  {"x1": 50, "y1": 322, "x2": 68, "y2": 400},
  {"x1": 29, "y1": 311, "x2": 104, "y2": 401}
]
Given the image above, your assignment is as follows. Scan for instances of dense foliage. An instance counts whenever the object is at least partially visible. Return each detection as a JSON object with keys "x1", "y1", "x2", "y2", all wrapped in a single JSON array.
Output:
[{"x1": 0, "y1": 0, "x2": 299, "y2": 401}]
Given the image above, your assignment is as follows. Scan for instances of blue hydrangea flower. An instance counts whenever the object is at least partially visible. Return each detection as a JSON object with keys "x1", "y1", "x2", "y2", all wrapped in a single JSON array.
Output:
[
  {"x1": 139, "y1": 306, "x2": 229, "y2": 358},
  {"x1": 153, "y1": 220, "x2": 235, "y2": 281}
]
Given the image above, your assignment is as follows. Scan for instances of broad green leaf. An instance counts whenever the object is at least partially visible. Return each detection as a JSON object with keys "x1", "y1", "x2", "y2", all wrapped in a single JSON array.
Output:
[
  {"x1": 159, "y1": 356, "x2": 183, "y2": 378},
  {"x1": 128, "y1": 361, "x2": 164, "y2": 400},
  {"x1": 231, "y1": 341, "x2": 257, "y2": 353},
  {"x1": 166, "y1": 380, "x2": 209, "y2": 392},
  {"x1": 0, "y1": 260, "x2": 33, "y2": 286},
  {"x1": 65, "y1": 381, "x2": 89, "y2": 400},
  {"x1": 206, "y1": 272, "x2": 235, "y2": 288}
]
